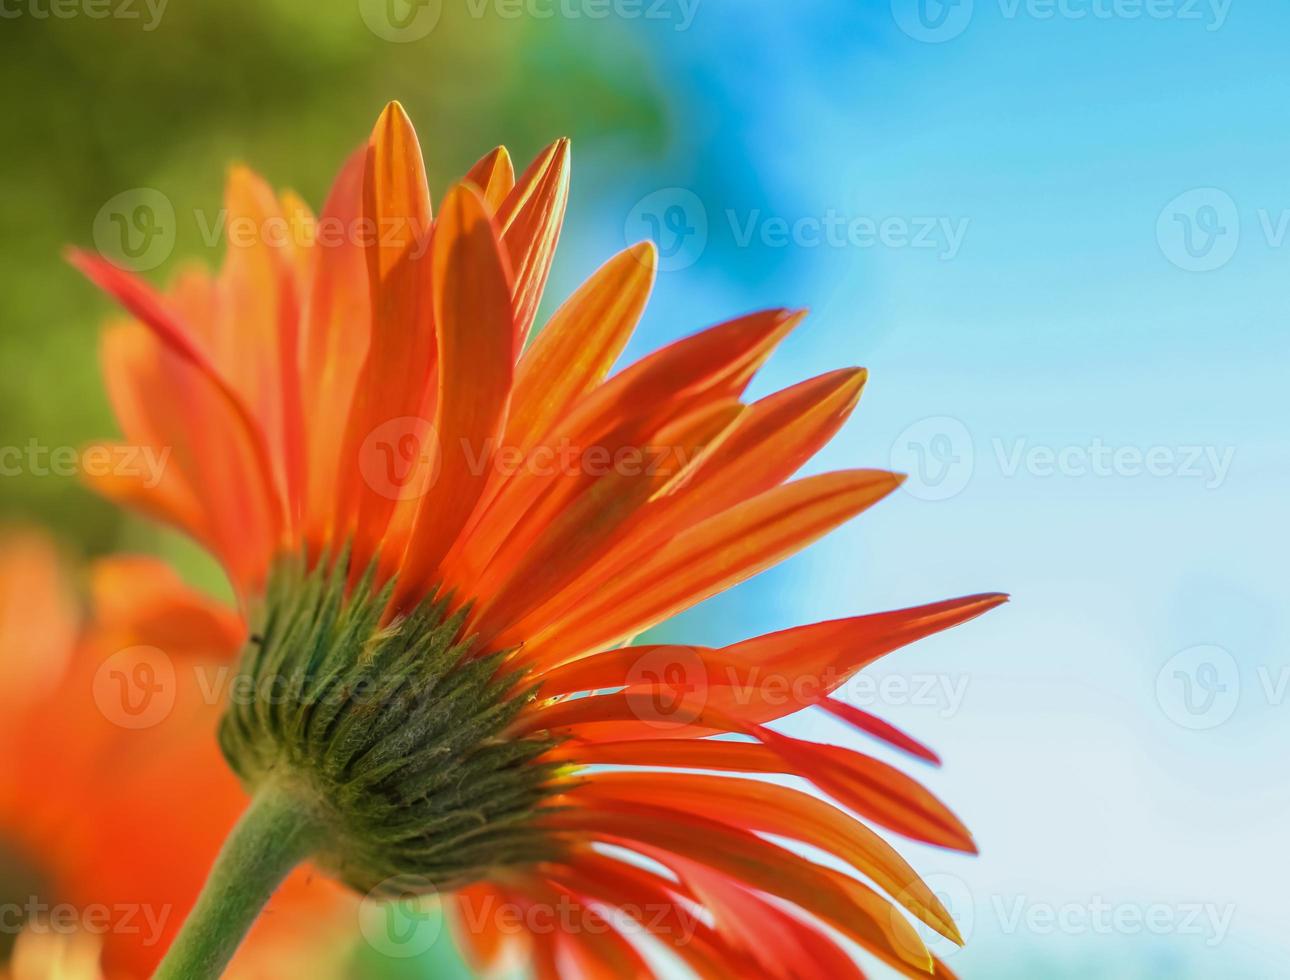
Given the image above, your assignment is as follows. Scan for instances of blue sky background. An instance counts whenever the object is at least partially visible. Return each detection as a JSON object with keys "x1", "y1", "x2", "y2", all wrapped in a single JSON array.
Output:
[{"x1": 542, "y1": 1, "x2": 1290, "y2": 975}]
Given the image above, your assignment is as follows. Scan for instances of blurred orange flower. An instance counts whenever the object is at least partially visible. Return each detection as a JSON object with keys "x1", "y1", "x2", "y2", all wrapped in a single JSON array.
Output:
[
  {"x1": 0, "y1": 529, "x2": 354, "y2": 979},
  {"x1": 72, "y1": 103, "x2": 1003, "y2": 977}
]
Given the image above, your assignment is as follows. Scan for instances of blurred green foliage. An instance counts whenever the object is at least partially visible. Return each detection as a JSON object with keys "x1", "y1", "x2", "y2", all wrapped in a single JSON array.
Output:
[{"x1": 0, "y1": 1, "x2": 667, "y2": 584}]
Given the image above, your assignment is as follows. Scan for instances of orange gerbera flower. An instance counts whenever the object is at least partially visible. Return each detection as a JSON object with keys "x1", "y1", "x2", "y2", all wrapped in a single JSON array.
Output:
[
  {"x1": 0, "y1": 529, "x2": 354, "y2": 979},
  {"x1": 70, "y1": 102, "x2": 1004, "y2": 978}
]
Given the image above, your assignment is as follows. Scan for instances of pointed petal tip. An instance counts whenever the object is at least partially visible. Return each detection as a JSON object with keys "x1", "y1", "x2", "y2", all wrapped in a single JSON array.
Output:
[
  {"x1": 627, "y1": 239, "x2": 658, "y2": 261},
  {"x1": 372, "y1": 100, "x2": 417, "y2": 141}
]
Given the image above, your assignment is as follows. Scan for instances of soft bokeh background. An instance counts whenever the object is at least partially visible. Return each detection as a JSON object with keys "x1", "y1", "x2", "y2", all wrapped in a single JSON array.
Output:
[{"x1": 2, "y1": 0, "x2": 1287, "y2": 976}]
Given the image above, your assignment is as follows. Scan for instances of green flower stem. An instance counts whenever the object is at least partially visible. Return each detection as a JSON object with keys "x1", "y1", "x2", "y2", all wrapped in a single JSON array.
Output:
[{"x1": 153, "y1": 781, "x2": 319, "y2": 980}]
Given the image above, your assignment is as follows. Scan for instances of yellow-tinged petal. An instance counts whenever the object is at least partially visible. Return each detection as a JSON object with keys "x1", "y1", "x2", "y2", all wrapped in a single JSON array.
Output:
[
  {"x1": 505, "y1": 241, "x2": 657, "y2": 454},
  {"x1": 465, "y1": 146, "x2": 516, "y2": 212},
  {"x1": 393, "y1": 183, "x2": 515, "y2": 610},
  {"x1": 542, "y1": 803, "x2": 936, "y2": 977},
  {"x1": 571, "y1": 772, "x2": 963, "y2": 944},
  {"x1": 335, "y1": 102, "x2": 436, "y2": 571},
  {"x1": 510, "y1": 469, "x2": 905, "y2": 668},
  {"x1": 497, "y1": 139, "x2": 571, "y2": 349},
  {"x1": 299, "y1": 147, "x2": 371, "y2": 554}
]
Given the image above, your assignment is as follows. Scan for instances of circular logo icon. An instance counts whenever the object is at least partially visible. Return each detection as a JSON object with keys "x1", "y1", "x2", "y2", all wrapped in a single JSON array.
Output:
[
  {"x1": 891, "y1": 0, "x2": 974, "y2": 43},
  {"x1": 625, "y1": 646, "x2": 709, "y2": 729},
  {"x1": 624, "y1": 188, "x2": 708, "y2": 272},
  {"x1": 1156, "y1": 644, "x2": 1240, "y2": 730},
  {"x1": 892, "y1": 871, "x2": 974, "y2": 960},
  {"x1": 359, "y1": 416, "x2": 440, "y2": 501},
  {"x1": 92, "y1": 645, "x2": 177, "y2": 729},
  {"x1": 1156, "y1": 188, "x2": 1240, "y2": 272},
  {"x1": 92, "y1": 188, "x2": 176, "y2": 272},
  {"x1": 358, "y1": 0, "x2": 442, "y2": 41},
  {"x1": 890, "y1": 416, "x2": 974, "y2": 501},
  {"x1": 359, "y1": 876, "x2": 442, "y2": 959}
]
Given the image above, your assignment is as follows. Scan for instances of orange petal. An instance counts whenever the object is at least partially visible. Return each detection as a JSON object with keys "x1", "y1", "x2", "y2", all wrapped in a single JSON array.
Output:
[
  {"x1": 68, "y1": 252, "x2": 285, "y2": 569},
  {"x1": 820, "y1": 697, "x2": 942, "y2": 766},
  {"x1": 571, "y1": 772, "x2": 961, "y2": 943},
  {"x1": 504, "y1": 241, "x2": 657, "y2": 454},
  {"x1": 442, "y1": 307, "x2": 799, "y2": 598},
  {"x1": 657, "y1": 366, "x2": 867, "y2": 527},
  {"x1": 530, "y1": 880, "x2": 653, "y2": 980},
  {"x1": 94, "y1": 321, "x2": 280, "y2": 598},
  {"x1": 666, "y1": 855, "x2": 869, "y2": 980},
  {"x1": 561, "y1": 307, "x2": 803, "y2": 447},
  {"x1": 497, "y1": 139, "x2": 571, "y2": 350},
  {"x1": 88, "y1": 556, "x2": 245, "y2": 656},
  {"x1": 334, "y1": 102, "x2": 436, "y2": 571},
  {"x1": 511, "y1": 470, "x2": 904, "y2": 669},
  {"x1": 464, "y1": 146, "x2": 516, "y2": 212},
  {"x1": 215, "y1": 165, "x2": 306, "y2": 529},
  {"x1": 542, "y1": 802, "x2": 935, "y2": 977},
  {"x1": 544, "y1": 852, "x2": 743, "y2": 979},
  {"x1": 299, "y1": 147, "x2": 372, "y2": 554},
  {"x1": 469, "y1": 401, "x2": 744, "y2": 639},
  {"x1": 392, "y1": 183, "x2": 515, "y2": 610},
  {"x1": 449, "y1": 884, "x2": 522, "y2": 973},
  {"x1": 748, "y1": 721, "x2": 976, "y2": 853},
  {"x1": 0, "y1": 529, "x2": 76, "y2": 718}
]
